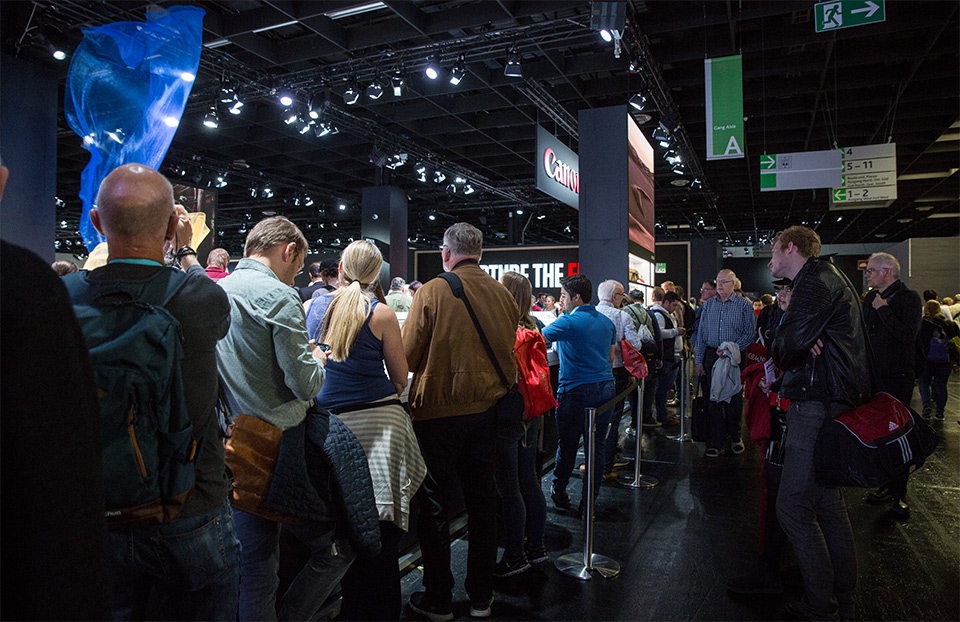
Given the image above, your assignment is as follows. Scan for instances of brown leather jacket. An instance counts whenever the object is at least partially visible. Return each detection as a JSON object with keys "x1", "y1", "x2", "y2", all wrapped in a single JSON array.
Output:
[{"x1": 402, "y1": 260, "x2": 518, "y2": 421}]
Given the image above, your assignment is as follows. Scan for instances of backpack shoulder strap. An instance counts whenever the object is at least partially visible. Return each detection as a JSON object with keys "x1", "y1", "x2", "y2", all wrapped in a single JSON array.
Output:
[{"x1": 438, "y1": 272, "x2": 510, "y2": 389}]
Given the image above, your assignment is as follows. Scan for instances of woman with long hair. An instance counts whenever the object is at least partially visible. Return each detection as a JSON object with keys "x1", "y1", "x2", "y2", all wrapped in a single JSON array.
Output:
[
  {"x1": 310, "y1": 240, "x2": 425, "y2": 620},
  {"x1": 493, "y1": 271, "x2": 549, "y2": 577},
  {"x1": 916, "y1": 299, "x2": 959, "y2": 420}
]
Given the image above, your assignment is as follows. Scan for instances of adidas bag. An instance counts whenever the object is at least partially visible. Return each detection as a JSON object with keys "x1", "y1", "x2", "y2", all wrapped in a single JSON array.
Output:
[
  {"x1": 64, "y1": 268, "x2": 197, "y2": 526},
  {"x1": 514, "y1": 327, "x2": 557, "y2": 420},
  {"x1": 814, "y1": 392, "x2": 938, "y2": 488}
]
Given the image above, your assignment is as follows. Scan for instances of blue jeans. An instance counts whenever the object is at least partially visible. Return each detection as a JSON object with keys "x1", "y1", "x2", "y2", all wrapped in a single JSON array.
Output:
[
  {"x1": 777, "y1": 400, "x2": 857, "y2": 620},
  {"x1": 655, "y1": 363, "x2": 678, "y2": 421},
  {"x1": 108, "y1": 500, "x2": 241, "y2": 621},
  {"x1": 552, "y1": 379, "x2": 616, "y2": 502},
  {"x1": 233, "y1": 510, "x2": 354, "y2": 621},
  {"x1": 918, "y1": 363, "x2": 951, "y2": 415},
  {"x1": 495, "y1": 416, "x2": 547, "y2": 562}
]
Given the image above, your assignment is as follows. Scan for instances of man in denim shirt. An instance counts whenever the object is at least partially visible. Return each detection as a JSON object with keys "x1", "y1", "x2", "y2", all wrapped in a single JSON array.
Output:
[
  {"x1": 218, "y1": 216, "x2": 353, "y2": 621},
  {"x1": 542, "y1": 274, "x2": 616, "y2": 514}
]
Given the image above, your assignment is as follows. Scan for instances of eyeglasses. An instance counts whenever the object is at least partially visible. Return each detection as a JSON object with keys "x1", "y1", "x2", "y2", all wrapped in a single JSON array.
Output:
[
  {"x1": 864, "y1": 267, "x2": 889, "y2": 274},
  {"x1": 717, "y1": 279, "x2": 734, "y2": 285}
]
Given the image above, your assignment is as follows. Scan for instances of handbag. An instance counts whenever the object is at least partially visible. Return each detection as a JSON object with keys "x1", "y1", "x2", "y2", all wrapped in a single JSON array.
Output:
[
  {"x1": 224, "y1": 414, "x2": 304, "y2": 524},
  {"x1": 690, "y1": 375, "x2": 710, "y2": 442},
  {"x1": 620, "y1": 339, "x2": 648, "y2": 379},
  {"x1": 438, "y1": 273, "x2": 524, "y2": 429},
  {"x1": 814, "y1": 393, "x2": 938, "y2": 488}
]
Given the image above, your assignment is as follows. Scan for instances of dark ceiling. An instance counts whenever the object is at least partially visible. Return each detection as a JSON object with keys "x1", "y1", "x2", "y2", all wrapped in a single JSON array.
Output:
[{"x1": 4, "y1": 0, "x2": 958, "y2": 259}]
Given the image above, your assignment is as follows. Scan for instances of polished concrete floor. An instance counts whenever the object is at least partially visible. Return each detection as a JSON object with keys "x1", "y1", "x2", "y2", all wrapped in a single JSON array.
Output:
[{"x1": 399, "y1": 373, "x2": 960, "y2": 621}]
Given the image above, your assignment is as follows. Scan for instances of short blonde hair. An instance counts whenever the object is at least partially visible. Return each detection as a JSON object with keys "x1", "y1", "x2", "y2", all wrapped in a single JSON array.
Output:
[{"x1": 244, "y1": 216, "x2": 307, "y2": 258}]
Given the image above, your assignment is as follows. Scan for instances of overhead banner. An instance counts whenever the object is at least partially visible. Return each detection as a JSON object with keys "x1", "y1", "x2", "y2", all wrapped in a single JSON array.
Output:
[
  {"x1": 535, "y1": 125, "x2": 579, "y2": 209},
  {"x1": 759, "y1": 149, "x2": 843, "y2": 191},
  {"x1": 704, "y1": 55, "x2": 744, "y2": 161},
  {"x1": 830, "y1": 143, "x2": 897, "y2": 210}
]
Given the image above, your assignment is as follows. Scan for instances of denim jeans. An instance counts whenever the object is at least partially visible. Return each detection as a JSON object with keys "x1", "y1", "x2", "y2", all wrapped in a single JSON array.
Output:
[
  {"x1": 552, "y1": 379, "x2": 616, "y2": 502},
  {"x1": 777, "y1": 400, "x2": 857, "y2": 621},
  {"x1": 604, "y1": 367, "x2": 632, "y2": 472},
  {"x1": 233, "y1": 510, "x2": 354, "y2": 621},
  {"x1": 496, "y1": 416, "x2": 547, "y2": 562},
  {"x1": 918, "y1": 363, "x2": 951, "y2": 415},
  {"x1": 655, "y1": 363, "x2": 678, "y2": 422},
  {"x1": 108, "y1": 500, "x2": 241, "y2": 621},
  {"x1": 414, "y1": 408, "x2": 497, "y2": 607}
]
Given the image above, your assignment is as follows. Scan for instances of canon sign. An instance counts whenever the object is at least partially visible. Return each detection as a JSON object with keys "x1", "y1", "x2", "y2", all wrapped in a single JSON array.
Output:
[
  {"x1": 542, "y1": 148, "x2": 579, "y2": 194},
  {"x1": 535, "y1": 125, "x2": 580, "y2": 209}
]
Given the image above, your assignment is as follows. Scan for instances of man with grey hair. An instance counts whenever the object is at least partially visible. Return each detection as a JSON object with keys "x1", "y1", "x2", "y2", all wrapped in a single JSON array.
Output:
[
  {"x1": 862, "y1": 251, "x2": 922, "y2": 517},
  {"x1": 386, "y1": 276, "x2": 412, "y2": 312},
  {"x1": 693, "y1": 268, "x2": 756, "y2": 457},
  {"x1": 596, "y1": 280, "x2": 652, "y2": 477},
  {"x1": 205, "y1": 247, "x2": 231, "y2": 281},
  {"x1": 402, "y1": 222, "x2": 518, "y2": 620}
]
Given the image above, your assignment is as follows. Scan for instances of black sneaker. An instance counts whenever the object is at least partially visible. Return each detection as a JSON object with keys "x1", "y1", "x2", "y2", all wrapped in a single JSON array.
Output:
[
  {"x1": 409, "y1": 591, "x2": 453, "y2": 622},
  {"x1": 469, "y1": 597, "x2": 493, "y2": 618},
  {"x1": 494, "y1": 556, "x2": 531, "y2": 577},
  {"x1": 889, "y1": 498, "x2": 910, "y2": 519},
  {"x1": 551, "y1": 486, "x2": 570, "y2": 509},
  {"x1": 525, "y1": 546, "x2": 549, "y2": 564},
  {"x1": 866, "y1": 487, "x2": 892, "y2": 505}
]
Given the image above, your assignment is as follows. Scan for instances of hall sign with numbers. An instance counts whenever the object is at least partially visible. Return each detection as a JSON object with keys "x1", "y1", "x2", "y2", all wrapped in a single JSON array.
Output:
[
  {"x1": 759, "y1": 149, "x2": 842, "y2": 192},
  {"x1": 830, "y1": 143, "x2": 897, "y2": 210}
]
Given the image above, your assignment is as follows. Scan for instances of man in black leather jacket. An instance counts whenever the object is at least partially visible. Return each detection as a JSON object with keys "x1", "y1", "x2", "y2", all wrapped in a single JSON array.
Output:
[{"x1": 768, "y1": 226, "x2": 870, "y2": 620}]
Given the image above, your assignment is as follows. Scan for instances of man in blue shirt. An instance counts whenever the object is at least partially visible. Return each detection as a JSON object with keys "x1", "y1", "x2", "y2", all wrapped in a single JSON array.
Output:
[{"x1": 542, "y1": 274, "x2": 616, "y2": 513}]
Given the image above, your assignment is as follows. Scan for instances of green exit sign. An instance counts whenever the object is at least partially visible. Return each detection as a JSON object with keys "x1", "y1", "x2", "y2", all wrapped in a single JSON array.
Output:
[
  {"x1": 815, "y1": 0, "x2": 885, "y2": 33},
  {"x1": 655, "y1": 262, "x2": 667, "y2": 274}
]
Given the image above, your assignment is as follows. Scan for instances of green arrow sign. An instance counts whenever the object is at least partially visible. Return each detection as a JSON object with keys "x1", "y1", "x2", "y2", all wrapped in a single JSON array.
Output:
[
  {"x1": 760, "y1": 155, "x2": 777, "y2": 170},
  {"x1": 815, "y1": 0, "x2": 885, "y2": 33},
  {"x1": 833, "y1": 189, "x2": 846, "y2": 201}
]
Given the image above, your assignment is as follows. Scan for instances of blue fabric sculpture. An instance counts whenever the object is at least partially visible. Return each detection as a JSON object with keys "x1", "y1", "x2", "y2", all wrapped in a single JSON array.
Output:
[{"x1": 65, "y1": 5, "x2": 205, "y2": 251}]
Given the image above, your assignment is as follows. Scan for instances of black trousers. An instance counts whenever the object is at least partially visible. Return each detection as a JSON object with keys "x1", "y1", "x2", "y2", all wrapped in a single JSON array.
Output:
[
  {"x1": 702, "y1": 348, "x2": 746, "y2": 450},
  {"x1": 413, "y1": 408, "x2": 497, "y2": 607},
  {"x1": 339, "y1": 521, "x2": 403, "y2": 620}
]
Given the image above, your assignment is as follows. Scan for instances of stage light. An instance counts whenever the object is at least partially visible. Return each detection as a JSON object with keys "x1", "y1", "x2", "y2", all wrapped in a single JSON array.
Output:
[
  {"x1": 339, "y1": 203, "x2": 347, "y2": 211},
  {"x1": 599, "y1": 29, "x2": 613, "y2": 42},
  {"x1": 391, "y1": 71, "x2": 405, "y2": 96},
  {"x1": 425, "y1": 56, "x2": 439, "y2": 80},
  {"x1": 278, "y1": 92, "x2": 294, "y2": 106},
  {"x1": 450, "y1": 56, "x2": 465, "y2": 85},
  {"x1": 367, "y1": 79, "x2": 383, "y2": 100},
  {"x1": 282, "y1": 107, "x2": 298, "y2": 124},
  {"x1": 304, "y1": 196, "x2": 314, "y2": 206},
  {"x1": 433, "y1": 170, "x2": 446, "y2": 184},
  {"x1": 262, "y1": 185, "x2": 274, "y2": 198},
  {"x1": 504, "y1": 46, "x2": 522, "y2": 77},
  {"x1": 215, "y1": 174, "x2": 228, "y2": 188},
  {"x1": 297, "y1": 116, "x2": 313, "y2": 134},
  {"x1": 629, "y1": 93, "x2": 646, "y2": 111},
  {"x1": 343, "y1": 83, "x2": 360, "y2": 105},
  {"x1": 53, "y1": 49, "x2": 67, "y2": 61},
  {"x1": 446, "y1": 183, "x2": 457, "y2": 193},
  {"x1": 163, "y1": 116, "x2": 179, "y2": 128},
  {"x1": 106, "y1": 128, "x2": 125, "y2": 144},
  {"x1": 428, "y1": 211, "x2": 437, "y2": 221},
  {"x1": 463, "y1": 184, "x2": 475, "y2": 195},
  {"x1": 228, "y1": 96, "x2": 244, "y2": 115}
]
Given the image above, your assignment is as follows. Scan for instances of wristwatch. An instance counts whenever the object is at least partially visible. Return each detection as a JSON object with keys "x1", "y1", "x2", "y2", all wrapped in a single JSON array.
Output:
[{"x1": 174, "y1": 245, "x2": 197, "y2": 261}]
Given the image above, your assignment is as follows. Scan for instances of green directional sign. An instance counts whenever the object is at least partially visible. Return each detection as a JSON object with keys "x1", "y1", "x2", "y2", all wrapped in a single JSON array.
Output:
[
  {"x1": 815, "y1": 0, "x2": 885, "y2": 33},
  {"x1": 759, "y1": 149, "x2": 843, "y2": 192}
]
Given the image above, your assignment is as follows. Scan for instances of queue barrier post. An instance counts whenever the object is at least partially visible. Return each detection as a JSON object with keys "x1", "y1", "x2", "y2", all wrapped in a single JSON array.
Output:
[
  {"x1": 620, "y1": 378, "x2": 659, "y2": 489},
  {"x1": 556, "y1": 407, "x2": 621, "y2": 580},
  {"x1": 668, "y1": 351, "x2": 692, "y2": 442}
]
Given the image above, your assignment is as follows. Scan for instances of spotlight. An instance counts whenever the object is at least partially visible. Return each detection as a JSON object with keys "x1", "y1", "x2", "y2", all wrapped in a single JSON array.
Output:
[
  {"x1": 343, "y1": 83, "x2": 360, "y2": 105},
  {"x1": 504, "y1": 46, "x2": 522, "y2": 77},
  {"x1": 262, "y1": 185, "x2": 274, "y2": 198},
  {"x1": 282, "y1": 107, "x2": 298, "y2": 124},
  {"x1": 516, "y1": 209, "x2": 524, "y2": 215},
  {"x1": 425, "y1": 56, "x2": 440, "y2": 80},
  {"x1": 629, "y1": 93, "x2": 646, "y2": 111},
  {"x1": 385, "y1": 153, "x2": 408, "y2": 169},
  {"x1": 278, "y1": 92, "x2": 294, "y2": 106},
  {"x1": 228, "y1": 96, "x2": 244, "y2": 115},
  {"x1": 163, "y1": 116, "x2": 179, "y2": 128},
  {"x1": 215, "y1": 174, "x2": 228, "y2": 188},
  {"x1": 203, "y1": 106, "x2": 220, "y2": 130},
  {"x1": 433, "y1": 170, "x2": 446, "y2": 184},
  {"x1": 391, "y1": 71, "x2": 405, "y2": 96},
  {"x1": 250, "y1": 187, "x2": 258, "y2": 198},
  {"x1": 304, "y1": 196, "x2": 314, "y2": 206},
  {"x1": 415, "y1": 163, "x2": 427, "y2": 183},
  {"x1": 672, "y1": 165, "x2": 685, "y2": 175},
  {"x1": 106, "y1": 128, "x2": 125, "y2": 144},
  {"x1": 367, "y1": 77, "x2": 383, "y2": 100},
  {"x1": 180, "y1": 71, "x2": 195, "y2": 82},
  {"x1": 315, "y1": 123, "x2": 331, "y2": 137},
  {"x1": 428, "y1": 211, "x2": 437, "y2": 221},
  {"x1": 297, "y1": 116, "x2": 313, "y2": 134},
  {"x1": 53, "y1": 49, "x2": 67, "y2": 61},
  {"x1": 219, "y1": 83, "x2": 236, "y2": 103},
  {"x1": 338, "y1": 204, "x2": 346, "y2": 211},
  {"x1": 450, "y1": 56, "x2": 465, "y2": 86},
  {"x1": 446, "y1": 183, "x2": 457, "y2": 193},
  {"x1": 463, "y1": 184, "x2": 475, "y2": 195}
]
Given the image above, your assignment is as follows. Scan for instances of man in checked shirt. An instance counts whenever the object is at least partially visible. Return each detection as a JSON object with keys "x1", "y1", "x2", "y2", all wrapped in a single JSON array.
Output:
[{"x1": 693, "y1": 268, "x2": 756, "y2": 457}]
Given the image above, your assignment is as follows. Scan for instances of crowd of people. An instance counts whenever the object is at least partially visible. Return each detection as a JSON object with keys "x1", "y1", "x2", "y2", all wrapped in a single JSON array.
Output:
[{"x1": 3, "y1": 160, "x2": 957, "y2": 622}]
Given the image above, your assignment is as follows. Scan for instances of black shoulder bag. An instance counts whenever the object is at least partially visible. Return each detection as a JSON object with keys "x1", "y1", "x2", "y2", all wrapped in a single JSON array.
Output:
[{"x1": 438, "y1": 272, "x2": 524, "y2": 429}]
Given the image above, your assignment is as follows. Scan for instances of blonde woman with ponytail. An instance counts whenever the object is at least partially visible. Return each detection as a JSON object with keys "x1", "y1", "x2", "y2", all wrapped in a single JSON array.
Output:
[{"x1": 313, "y1": 240, "x2": 426, "y2": 620}]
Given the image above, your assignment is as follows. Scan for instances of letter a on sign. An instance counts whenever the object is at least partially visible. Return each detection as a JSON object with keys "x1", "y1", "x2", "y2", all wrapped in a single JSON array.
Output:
[{"x1": 705, "y1": 55, "x2": 744, "y2": 161}]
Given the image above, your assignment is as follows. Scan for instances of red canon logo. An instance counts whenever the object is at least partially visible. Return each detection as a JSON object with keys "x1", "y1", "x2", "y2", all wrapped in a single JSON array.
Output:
[{"x1": 543, "y1": 148, "x2": 579, "y2": 194}]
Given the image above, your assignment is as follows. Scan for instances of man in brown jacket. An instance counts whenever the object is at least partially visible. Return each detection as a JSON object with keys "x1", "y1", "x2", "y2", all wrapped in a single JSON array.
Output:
[{"x1": 402, "y1": 222, "x2": 518, "y2": 621}]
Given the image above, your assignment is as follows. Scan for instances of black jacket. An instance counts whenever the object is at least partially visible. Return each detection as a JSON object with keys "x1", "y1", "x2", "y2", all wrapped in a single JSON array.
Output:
[
  {"x1": 771, "y1": 257, "x2": 871, "y2": 406},
  {"x1": 916, "y1": 315, "x2": 960, "y2": 372},
  {"x1": 862, "y1": 280, "x2": 922, "y2": 388}
]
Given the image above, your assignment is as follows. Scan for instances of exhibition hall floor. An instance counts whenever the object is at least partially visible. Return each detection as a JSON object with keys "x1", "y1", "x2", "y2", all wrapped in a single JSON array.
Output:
[{"x1": 399, "y1": 375, "x2": 960, "y2": 621}]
